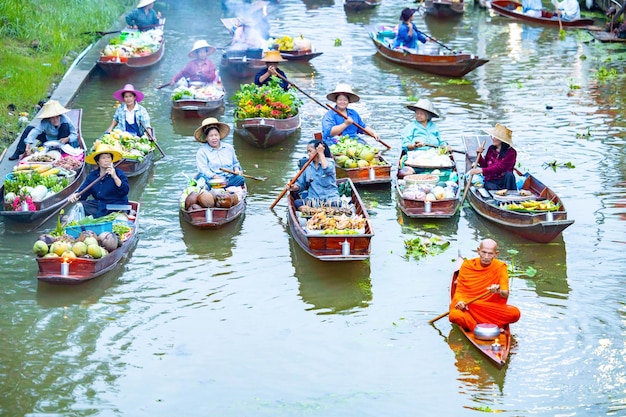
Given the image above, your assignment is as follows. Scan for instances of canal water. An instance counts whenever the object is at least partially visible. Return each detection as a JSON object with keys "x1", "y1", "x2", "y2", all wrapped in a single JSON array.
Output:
[{"x1": 1, "y1": 0, "x2": 625, "y2": 415}]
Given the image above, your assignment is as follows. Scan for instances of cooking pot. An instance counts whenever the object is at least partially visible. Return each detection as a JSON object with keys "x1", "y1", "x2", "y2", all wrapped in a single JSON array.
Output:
[{"x1": 473, "y1": 323, "x2": 500, "y2": 340}]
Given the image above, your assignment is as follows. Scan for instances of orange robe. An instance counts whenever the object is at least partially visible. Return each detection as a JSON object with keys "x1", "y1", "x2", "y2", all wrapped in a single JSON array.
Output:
[{"x1": 449, "y1": 258, "x2": 521, "y2": 331}]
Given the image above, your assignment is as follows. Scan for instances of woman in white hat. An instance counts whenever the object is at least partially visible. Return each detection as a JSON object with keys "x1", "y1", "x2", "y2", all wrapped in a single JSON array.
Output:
[
  {"x1": 105, "y1": 84, "x2": 153, "y2": 138},
  {"x1": 126, "y1": 0, "x2": 162, "y2": 31},
  {"x1": 401, "y1": 98, "x2": 449, "y2": 153},
  {"x1": 254, "y1": 50, "x2": 289, "y2": 91},
  {"x1": 321, "y1": 83, "x2": 380, "y2": 146},
  {"x1": 69, "y1": 145, "x2": 129, "y2": 218},
  {"x1": 468, "y1": 123, "x2": 518, "y2": 190},
  {"x1": 9, "y1": 100, "x2": 78, "y2": 160},
  {"x1": 194, "y1": 118, "x2": 245, "y2": 188},
  {"x1": 169, "y1": 40, "x2": 218, "y2": 87}
]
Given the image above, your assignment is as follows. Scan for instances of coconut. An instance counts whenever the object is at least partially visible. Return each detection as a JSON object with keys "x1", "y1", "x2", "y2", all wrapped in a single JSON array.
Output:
[
  {"x1": 196, "y1": 190, "x2": 215, "y2": 208},
  {"x1": 357, "y1": 159, "x2": 370, "y2": 168},
  {"x1": 87, "y1": 244, "x2": 103, "y2": 259},
  {"x1": 51, "y1": 241, "x2": 69, "y2": 257},
  {"x1": 190, "y1": 203, "x2": 203, "y2": 211},
  {"x1": 99, "y1": 232, "x2": 118, "y2": 252},
  {"x1": 185, "y1": 191, "x2": 199, "y2": 210},
  {"x1": 72, "y1": 241, "x2": 88, "y2": 257},
  {"x1": 83, "y1": 236, "x2": 98, "y2": 247},
  {"x1": 33, "y1": 240, "x2": 49, "y2": 257},
  {"x1": 77, "y1": 230, "x2": 98, "y2": 242},
  {"x1": 38, "y1": 234, "x2": 56, "y2": 245}
]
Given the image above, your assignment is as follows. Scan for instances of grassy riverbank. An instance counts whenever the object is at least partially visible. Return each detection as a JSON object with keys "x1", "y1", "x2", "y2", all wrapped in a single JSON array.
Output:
[{"x1": 0, "y1": 0, "x2": 133, "y2": 154}]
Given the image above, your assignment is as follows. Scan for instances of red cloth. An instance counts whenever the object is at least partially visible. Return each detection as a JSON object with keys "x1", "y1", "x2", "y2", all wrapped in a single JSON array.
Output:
[
  {"x1": 449, "y1": 258, "x2": 521, "y2": 331},
  {"x1": 477, "y1": 146, "x2": 517, "y2": 182},
  {"x1": 171, "y1": 59, "x2": 216, "y2": 84}
]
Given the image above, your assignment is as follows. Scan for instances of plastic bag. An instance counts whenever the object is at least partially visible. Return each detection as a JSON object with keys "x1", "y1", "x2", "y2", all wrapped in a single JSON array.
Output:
[{"x1": 66, "y1": 203, "x2": 85, "y2": 223}]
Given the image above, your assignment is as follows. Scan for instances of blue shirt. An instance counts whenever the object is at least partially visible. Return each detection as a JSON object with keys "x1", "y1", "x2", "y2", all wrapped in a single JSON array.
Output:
[
  {"x1": 400, "y1": 120, "x2": 445, "y2": 152},
  {"x1": 25, "y1": 114, "x2": 78, "y2": 146},
  {"x1": 393, "y1": 22, "x2": 427, "y2": 50},
  {"x1": 78, "y1": 168, "x2": 130, "y2": 218},
  {"x1": 196, "y1": 143, "x2": 242, "y2": 179},
  {"x1": 254, "y1": 67, "x2": 289, "y2": 91},
  {"x1": 112, "y1": 104, "x2": 152, "y2": 136},
  {"x1": 522, "y1": 0, "x2": 543, "y2": 12},
  {"x1": 125, "y1": 8, "x2": 159, "y2": 30},
  {"x1": 321, "y1": 107, "x2": 367, "y2": 145},
  {"x1": 295, "y1": 159, "x2": 340, "y2": 203}
]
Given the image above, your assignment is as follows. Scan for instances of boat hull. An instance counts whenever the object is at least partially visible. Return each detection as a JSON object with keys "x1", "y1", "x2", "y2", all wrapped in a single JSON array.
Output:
[
  {"x1": 335, "y1": 155, "x2": 392, "y2": 185},
  {"x1": 278, "y1": 50, "x2": 324, "y2": 61},
  {"x1": 172, "y1": 97, "x2": 224, "y2": 117},
  {"x1": 97, "y1": 43, "x2": 165, "y2": 77},
  {"x1": 220, "y1": 56, "x2": 265, "y2": 79},
  {"x1": 491, "y1": 0, "x2": 595, "y2": 27},
  {"x1": 114, "y1": 152, "x2": 154, "y2": 178},
  {"x1": 343, "y1": 0, "x2": 380, "y2": 11},
  {"x1": 424, "y1": 0, "x2": 465, "y2": 18},
  {"x1": 36, "y1": 201, "x2": 140, "y2": 284},
  {"x1": 235, "y1": 114, "x2": 301, "y2": 148},
  {"x1": 180, "y1": 188, "x2": 246, "y2": 229}
]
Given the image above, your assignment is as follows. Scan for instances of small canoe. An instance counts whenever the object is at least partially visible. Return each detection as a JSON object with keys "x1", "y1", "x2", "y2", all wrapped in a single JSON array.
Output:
[
  {"x1": 343, "y1": 0, "x2": 381, "y2": 12},
  {"x1": 234, "y1": 113, "x2": 301, "y2": 148},
  {"x1": 220, "y1": 51, "x2": 265, "y2": 79},
  {"x1": 587, "y1": 30, "x2": 626, "y2": 43},
  {"x1": 369, "y1": 26, "x2": 488, "y2": 77},
  {"x1": 179, "y1": 186, "x2": 246, "y2": 229},
  {"x1": 396, "y1": 153, "x2": 461, "y2": 218},
  {"x1": 278, "y1": 50, "x2": 324, "y2": 61},
  {"x1": 424, "y1": 0, "x2": 465, "y2": 18},
  {"x1": 36, "y1": 201, "x2": 140, "y2": 284},
  {"x1": 0, "y1": 109, "x2": 88, "y2": 228},
  {"x1": 450, "y1": 256, "x2": 511, "y2": 369},
  {"x1": 287, "y1": 178, "x2": 374, "y2": 261},
  {"x1": 96, "y1": 23, "x2": 166, "y2": 77},
  {"x1": 462, "y1": 135, "x2": 574, "y2": 243},
  {"x1": 491, "y1": 1, "x2": 595, "y2": 28},
  {"x1": 171, "y1": 81, "x2": 226, "y2": 117}
]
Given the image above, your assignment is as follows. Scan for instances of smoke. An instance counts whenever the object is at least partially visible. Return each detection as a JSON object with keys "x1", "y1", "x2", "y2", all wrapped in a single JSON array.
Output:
[{"x1": 227, "y1": 1, "x2": 271, "y2": 50}]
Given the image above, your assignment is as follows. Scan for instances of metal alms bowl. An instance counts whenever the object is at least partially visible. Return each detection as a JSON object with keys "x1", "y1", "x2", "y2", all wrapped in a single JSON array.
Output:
[{"x1": 473, "y1": 323, "x2": 500, "y2": 340}]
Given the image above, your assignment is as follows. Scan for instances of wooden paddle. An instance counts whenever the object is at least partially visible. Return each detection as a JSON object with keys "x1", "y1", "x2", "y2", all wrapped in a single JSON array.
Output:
[
  {"x1": 423, "y1": 143, "x2": 466, "y2": 155},
  {"x1": 421, "y1": 32, "x2": 455, "y2": 53},
  {"x1": 428, "y1": 290, "x2": 491, "y2": 324},
  {"x1": 459, "y1": 140, "x2": 486, "y2": 210},
  {"x1": 29, "y1": 161, "x2": 123, "y2": 232},
  {"x1": 552, "y1": 0, "x2": 563, "y2": 31},
  {"x1": 274, "y1": 73, "x2": 392, "y2": 150},
  {"x1": 138, "y1": 120, "x2": 166, "y2": 157},
  {"x1": 81, "y1": 23, "x2": 163, "y2": 37},
  {"x1": 156, "y1": 82, "x2": 170, "y2": 90},
  {"x1": 220, "y1": 168, "x2": 266, "y2": 181},
  {"x1": 269, "y1": 153, "x2": 317, "y2": 210}
]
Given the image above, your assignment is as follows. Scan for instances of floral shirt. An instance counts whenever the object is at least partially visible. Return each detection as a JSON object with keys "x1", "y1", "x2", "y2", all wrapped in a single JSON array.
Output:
[
  {"x1": 196, "y1": 143, "x2": 242, "y2": 179},
  {"x1": 295, "y1": 159, "x2": 340, "y2": 203},
  {"x1": 321, "y1": 107, "x2": 367, "y2": 145},
  {"x1": 112, "y1": 104, "x2": 152, "y2": 136},
  {"x1": 400, "y1": 120, "x2": 445, "y2": 152},
  {"x1": 25, "y1": 114, "x2": 78, "y2": 146}
]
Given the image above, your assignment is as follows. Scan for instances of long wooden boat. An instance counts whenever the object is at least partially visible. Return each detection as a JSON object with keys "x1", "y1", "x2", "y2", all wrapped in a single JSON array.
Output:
[
  {"x1": 278, "y1": 50, "x2": 324, "y2": 61},
  {"x1": 335, "y1": 155, "x2": 392, "y2": 185},
  {"x1": 450, "y1": 256, "x2": 511, "y2": 369},
  {"x1": 424, "y1": 0, "x2": 465, "y2": 18},
  {"x1": 287, "y1": 178, "x2": 374, "y2": 261},
  {"x1": 180, "y1": 186, "x2": 246, "y2": 229},
  {"x1": 36, "y1": 201, "x2": 140, "y2": 284},
  {"x1": 369, "y1": 26, "x2": 488, "y2": 77},
  {"x1": 396, "y1": 153, "x2": 461, "y2": 218},
  {"x1": 0, "y1": 109, "x2": 88, "y2": 227},
  {"x1": 234, "y1": 113, "x2": 301, "y2": 148},
  {"x1": 96, "y1": 22, "x2": 166, "y2": 77},
  {"x1": 462, "y1": 135, "x2": 574, "y2": 243},
  {"x1": 171, "y1": 81, "x2": 226, "y2": 118},
  {"x1": 343, "y1": 0, "x2": 381, "y2": 12},
  {"x1": 587, "y1": 30, "x2": 626, "y2": 43},
  {"x1": 491, "y1": 1, "x2": 595, "y2": 28},
  {"x1": 220, "y1": 50, "x2": 265, "y2": 79}
]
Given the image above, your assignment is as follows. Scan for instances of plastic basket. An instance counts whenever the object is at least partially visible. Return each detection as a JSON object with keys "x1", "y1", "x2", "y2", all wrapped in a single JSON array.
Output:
[{"x1": 64, "y1": 221, "x2": 113, "y2": 238}]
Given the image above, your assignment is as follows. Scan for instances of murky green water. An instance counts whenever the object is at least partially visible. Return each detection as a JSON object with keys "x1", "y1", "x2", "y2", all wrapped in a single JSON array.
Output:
[{"x1": 1, "y1": 0, "x2": 625, "y2": 415}]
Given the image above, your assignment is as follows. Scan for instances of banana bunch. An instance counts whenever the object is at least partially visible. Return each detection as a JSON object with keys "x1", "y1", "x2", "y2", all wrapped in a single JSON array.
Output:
[{"x1": 504, "y1": 200, "x2": 560, "y2": 211}]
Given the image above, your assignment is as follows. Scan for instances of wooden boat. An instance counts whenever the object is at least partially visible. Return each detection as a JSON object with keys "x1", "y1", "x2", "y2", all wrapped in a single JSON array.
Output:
[
  {"x1": 335, "y1": 154, "x2": 392, "y2": 185},
  {"x1": 587, "y1": 30, "x2": 626, "y2": 42},
  {"x1": 287, "y1": 178, "x2": 374, "y2": 261},
  {"x1": 220, "y1": 50, "x2": 265, "y2": 79},
  {"x1": 396, "y1": 153, "x2": 461, "y2": 218},
  {"x1": 171, "y1": 81, "x2": 226, "y2": 117},
  {"x1": 278, "y1": 49, "x2": 324, "y2": 61},
  {"x1": 462, "y1": 135, "x2": 574, "y2": 243},
  {"x1": 424, "y1": 0, "x2": 465, "y2": 18},
  {"x1": 369, "y1": 26, "x2": 488, "y2": 77},
  {"x1": 234, "y1": 113, "x2": 301, "y2": 148},
  {"x1": 0, "y1": 109, "x2": 88, "y2": 228},
  {"x1": 450, "y1": 256, "x2": 511, "y2": 369},
  {"x1": 491, "y1": 1, "x2": 595, "y2": 28},
  {"x1": 180, "y1": 186, "x2": 246, "y2": 229},
  {"x1": 96, "y1": 22, "x2": 166, "y2": 77},
  {"x1": 343, "y1": 0, "x2": 381, "y2": 12},
  {"x1": 36, "y1": 201, "x2": 140, "y2": 284}
]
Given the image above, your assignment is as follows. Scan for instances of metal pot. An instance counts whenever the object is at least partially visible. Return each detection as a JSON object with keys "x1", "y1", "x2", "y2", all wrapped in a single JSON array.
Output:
[{"x1": 473, "y1": 323, "x2": 500, "y2": 340}]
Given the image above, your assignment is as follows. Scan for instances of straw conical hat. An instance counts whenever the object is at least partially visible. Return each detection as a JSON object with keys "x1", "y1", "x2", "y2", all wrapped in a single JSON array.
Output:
[
  {"x1": 85, "y1": 143, "x2": 123, "y2": 165},
  {"x1": 406, "y1": 98, "x2": 439, "y2": 118},
  {"x1": 36, "y1": 100, "x2": 70, "y2": 119},
  {"x1": 483, "y1": 123, "x2": 514, "y2": 147},
  {"x1": 189, "y1": 40, "x2": 216, "y2": 58},
  {"x1": 261, "y1": 50, "x2": 287, "y2": 62},
  {"x1": 326, "y1": 83, "x2": 360, "y2": 103},
  {"x1": 137, "y1": 0, "x2": 155, "y2": 8},
  {"x1": 194, "y1": 118, "x2": 230, "y2": 142}
]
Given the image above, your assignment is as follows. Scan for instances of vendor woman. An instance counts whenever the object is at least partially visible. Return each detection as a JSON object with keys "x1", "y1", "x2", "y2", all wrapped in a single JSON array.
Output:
[{"x1": 105, "y1": 84, "x2": 154, "y2": 138}]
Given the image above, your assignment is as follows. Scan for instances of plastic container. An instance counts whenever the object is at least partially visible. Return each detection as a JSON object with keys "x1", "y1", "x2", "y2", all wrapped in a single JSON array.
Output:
[{"x1": 65, "y1": 221, "x2": 113, "y2": 238}]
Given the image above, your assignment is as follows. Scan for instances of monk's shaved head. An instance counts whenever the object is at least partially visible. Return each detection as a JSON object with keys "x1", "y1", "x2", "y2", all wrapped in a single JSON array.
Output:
[
  {"x1": 480, "y1": 239, "x2": 498, "y2": 252},
  {"x1": 477, "y1": 239, "x2": 499, "y2": 266}
]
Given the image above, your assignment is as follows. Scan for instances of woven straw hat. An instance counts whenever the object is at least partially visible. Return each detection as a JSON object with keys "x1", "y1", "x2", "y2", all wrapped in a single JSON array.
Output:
[
  {"x1": 261, "y1": 50, "x2": 287, "y2": 62},
  {"x1": 137, "y1": 0, "x2": 155, "y2": 8},
  {"x1": 194, "y1": 118, "x2": 230, "y2": 142},
  {"x1": 85, "y1": 143, "x2": 123, "y2": 165},
  {"x1": 36, "y1": 100, "x2": 70, "y2": 119},
  {"x1": 326, "y1": 83, "x2": 360, "y2": 103},
  {"x1": 406, "y1": 98, "x2": 439, "y2": 118},
  {"x1": 113, "y1": 84, "x2": 145, "y2": 103},
  {"x1": 189, "y1": 40, "x2": 216, "y2": 58},
  {"x1": 483, "y1": 123, "x2": 514, "y2": 147}
]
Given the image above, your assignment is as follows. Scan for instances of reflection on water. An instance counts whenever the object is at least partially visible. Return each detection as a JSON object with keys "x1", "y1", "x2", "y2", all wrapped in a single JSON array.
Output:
[{"x1": 180, "y1": 213, "x2": 244, "y2": 260}]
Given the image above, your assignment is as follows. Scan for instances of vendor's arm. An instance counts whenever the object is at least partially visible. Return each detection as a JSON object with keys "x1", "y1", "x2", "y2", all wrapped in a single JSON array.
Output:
[
  {"x1": 170, "y1": 61, "x2": 194, "y2": 85},
  {"x1": 322, "y1": 109, "x2": 341, "y2": 139},
  {"x1": 393, "y1": 24, "x2": 409, "y2": 48},
  {"x1": 136, "y1": 106, "x2": 153, "y2": 137},
  {"x1": 110, "y1": 168, "x2": 129, "y2": 195},
  {"x1": 196, "y1": 148, "x2": 219, "y2": 178},
  {"x1": 479, "y1": 148, "x2": 517, "y2": 178},
  {"x1": 414, "y1": 24, "x2": 429, "y2": 44},
  {"x1": 24, "y1": 124, "x2": 45, "y2": 154},
  {"x1": 60, "y1": 115, "x2": 78, "y2": 146}
]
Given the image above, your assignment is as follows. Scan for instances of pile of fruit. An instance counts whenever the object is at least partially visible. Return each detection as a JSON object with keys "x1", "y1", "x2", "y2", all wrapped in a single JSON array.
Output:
[
  {"x1": 400, "y1": 181, "x2": 458, "y2": 201},
  {"x1": 305, "y1": 211, "x2": 367, "y2": 235},
  {"x1": 101, "y1": 28, "x2": 163, "y2": 59},
  {"x1": 502, "y1": 200, "x2": 560, "y2": 212},
  {"x1": 271, "y1": 34, "x2": 312, "y2": 51},
  {"x1": 330, "y1": 137, "x2": 389, "y2": 169},
  {"x1": 94, "y1": 130, "x2": 153, "y2": 161},
  {"x1": 404, "y1": 148, "x2": 454, "y2": 168},
  {"x1": 171, "y1": 84, "x2": 225, "y2": 101},
  {"x1": 180, "y1": 182, "x2": 244, "y2": 211}
]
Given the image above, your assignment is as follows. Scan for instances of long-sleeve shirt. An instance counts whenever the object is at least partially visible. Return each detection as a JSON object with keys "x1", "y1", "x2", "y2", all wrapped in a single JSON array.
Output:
[
  {"x1": 25, "y1": 114, "x2": 78, "y2": 146},
  {"x1": 254, "y1": 67, "x2": 289, "y2": 91},
  {"x1": 555, "y1": 0, "x2": 580, "y2": 20},
  {"x1": 78, "y1": 168, "x2": 130, "y2": 218},
  {"x1": 171, "y1": 59, "x2": 217, "y2": 84},
  {"x1": 321, "y1": 107, "x2": 367, "y2": 144},
  {"x1": 522, "y1": 0, "x2": 543, "y2": 12},
  {"x1": 477, "y1": 146, "x2": 517, "y2": 181},
  {"x1": 112, "y1": 104, "x2": 152, "y2": 136},
  {"x1": 125, "y1": 8, "x2": 159, "y2": 30},
  {"x1": 295, "y1": 159, "x2": 340, "y2": 203},
  {"x1": 393, "y1": 22, "x2": 427, "y2": 50},
  {"x1": 196, "y1": 143, "x2": 242, "y2": 180},
  {"x1": 400, "y1": 120, "x2": 444, "y2": 152}
]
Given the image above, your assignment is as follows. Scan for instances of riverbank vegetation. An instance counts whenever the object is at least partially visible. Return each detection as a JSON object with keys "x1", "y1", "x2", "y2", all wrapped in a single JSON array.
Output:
[{"x1": 0, "y1": 0, "x2": 133, "y2": 154}]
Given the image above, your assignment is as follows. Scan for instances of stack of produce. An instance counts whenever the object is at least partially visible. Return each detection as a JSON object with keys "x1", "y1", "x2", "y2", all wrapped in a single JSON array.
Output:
[
  {"x1": 171, "y1": 84, "x2": 225, "y2": 101},
  {"x1": 180, "y1": 180, "x2": 244, "y2": 211},
  {"x1": 271, "y1": 34, "x2": 313, "y2": 51},
  {"x1": 101, "y1": 28, "x2": 164, "y2": 60},
  {"x1": 233, "y1": 81, "x2": 301, "y2": 120},
  {"x1": 501, "y1": 200, "x2": 560, "y2": 212},
  {"x1": 329, "y1": 136, "x2": 389, "y2": 169},
  {"x1": 404, "y1": 148, "x2": 454, "y2": 168},
  {"x1": 93, "y1": 130, "x2": 153, "y2": 161},
  {"x1": 304, "y1": 210, "x2": 367, "y2": 235},
  {"x1": 399, "y1": 180, "x2": 458, "y2": 201}
]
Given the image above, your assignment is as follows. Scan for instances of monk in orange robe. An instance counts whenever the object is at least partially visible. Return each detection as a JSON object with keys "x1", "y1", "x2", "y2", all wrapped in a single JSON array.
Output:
[{"x1": 449, "y1": 239, "x2": 521, "y2": 331}]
